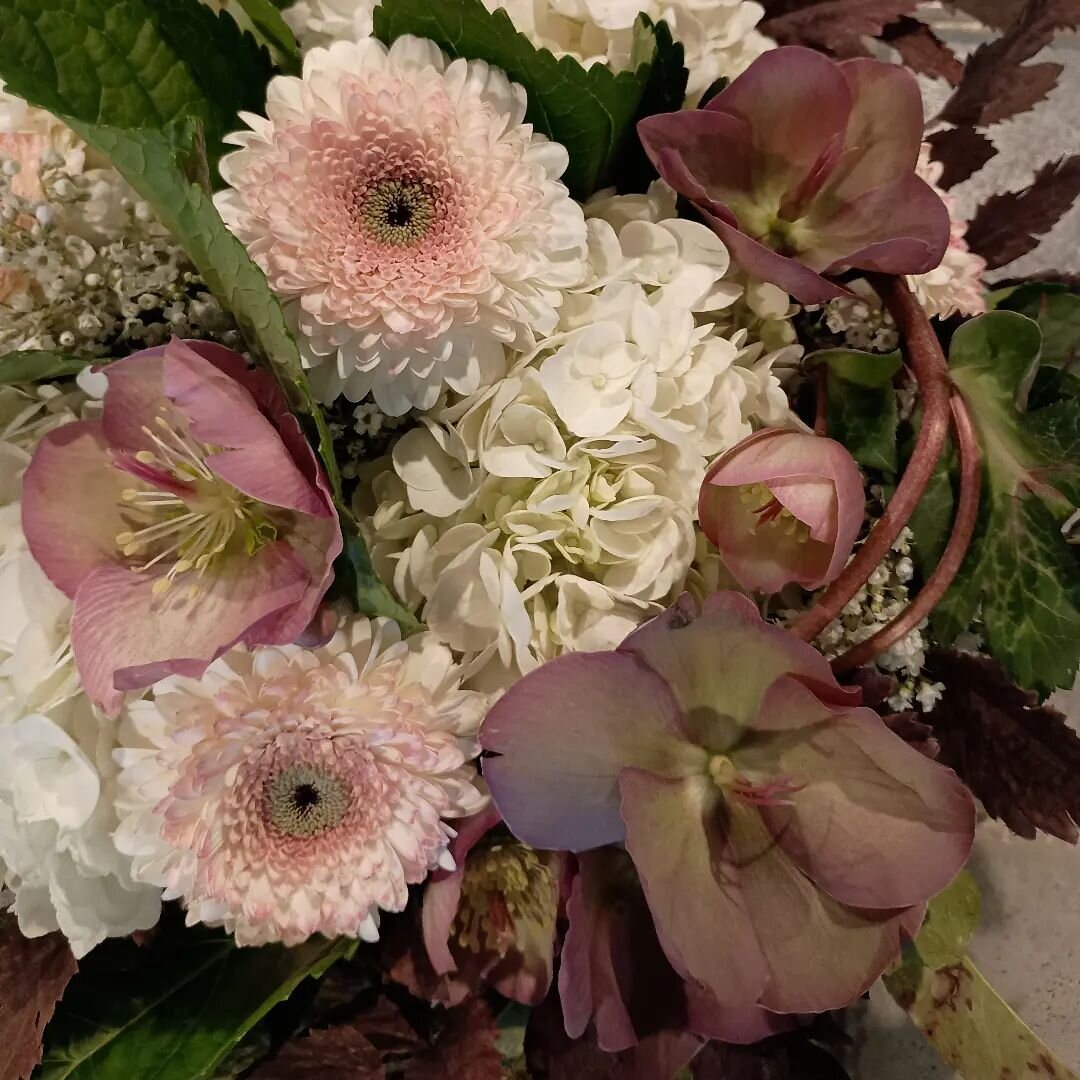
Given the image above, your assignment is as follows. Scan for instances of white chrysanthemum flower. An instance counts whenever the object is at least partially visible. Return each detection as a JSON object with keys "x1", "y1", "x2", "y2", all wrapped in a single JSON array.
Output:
[
  {"x1": 113, "y1": 618, "x2": 487, "y2": 946},
  {"x1": 0, "y1": 385, "x2": 161, "y2": 957},
  {"x1": 283, "y1": 0, "x2": 773, "y2": 103},
  {"x1": 216, "y1": 36, "x2": 588, "y2": 415}
]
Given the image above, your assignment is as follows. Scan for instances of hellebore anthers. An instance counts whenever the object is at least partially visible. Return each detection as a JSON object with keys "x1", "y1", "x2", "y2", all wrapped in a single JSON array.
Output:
[
  {"x1": 637, "y1": 47, "x2": 951, "y2": 304},
  {"x1": 422, "y1": 805, "x2": 564, "y2": 1006},
  {"x1": 481, "y1": 593, "x2": 975, "y2": 1015},
  {"x1": 21, "y1": 339, "x2": 341, "y2": 714},
  {"x1": 698, "y1": 427, "x2": 864, "y2": 593}
]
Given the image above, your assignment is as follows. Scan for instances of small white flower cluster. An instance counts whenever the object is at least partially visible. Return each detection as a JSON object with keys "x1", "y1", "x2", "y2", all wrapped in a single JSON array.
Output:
[
  {"x1": 0, "y1": 90, "x2": 238, "y2": 359},
  {"x1": 0, "y1": 385, "x2": 161, "y2": 956},
  {"x1": 816, "y1": 281, "x2": 901, "y2": 354},
  {"x1": 809, "y1": 527, "x2": 945, "y2": 713},
  {"x1": 283, "y1": 0, "x2": 773, "y2": 102},
  {"x1": 360, "y1": 183, "x2": 795, "y2": 691}
]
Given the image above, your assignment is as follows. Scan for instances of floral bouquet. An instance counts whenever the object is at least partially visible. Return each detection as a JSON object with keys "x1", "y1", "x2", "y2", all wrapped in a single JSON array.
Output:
[{"x1": 1, "y1": 0, "x2": 1078, "y2": 1076}]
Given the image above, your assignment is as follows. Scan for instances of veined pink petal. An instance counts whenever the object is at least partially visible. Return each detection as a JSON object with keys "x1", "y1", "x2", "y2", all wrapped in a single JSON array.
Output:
[
  {"x1": 70, "y1": 542, "x2": 310, "y2": 715},
  {"x1": 99, "y1": 351, "x2": 167, "y2": 454},
  {"x1": 620, "y1": 770, "x2": 769, "y2": 1008},
  {"x1": 748, "y1": 684, "x2": 975, "y2": 909},
  {"x1": 21, "y1": 420, "x2": 131, "y2": 597},
  {"x1": 481, "y1": 651, "x2": 704, "y2": 852}
]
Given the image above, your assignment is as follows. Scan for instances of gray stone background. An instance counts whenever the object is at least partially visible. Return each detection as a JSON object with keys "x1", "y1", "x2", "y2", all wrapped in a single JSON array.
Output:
[{"x1": 855, "y1": 7, "x2": 1080, "y2": 1075}]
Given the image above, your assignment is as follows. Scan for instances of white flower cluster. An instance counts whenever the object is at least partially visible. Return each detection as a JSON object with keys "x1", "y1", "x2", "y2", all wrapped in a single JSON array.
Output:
[
  {"x1": 283, "y1": 0, "x2": 772, "y2": 102},
  {"x1": 360, "y1": 183, "x2": 794, "y2": 691},
  {"x1": 0, "y1": 385, "x2": 160, "y2": 956},
  {"x1": 809, "y1": 527, "x2": 945, "y2": 713},
  {"x1": 0, "y1": 88, "x2": 238, "y2": 359}
]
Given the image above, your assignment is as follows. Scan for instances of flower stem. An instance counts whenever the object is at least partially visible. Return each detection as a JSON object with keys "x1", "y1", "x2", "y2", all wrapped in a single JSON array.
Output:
[
  {"x1": 790, "y1": 275, "x2": 952, "y2": 643},
  {"x1": 830, "y1": 393, "x2": 981, "y2": 673}
]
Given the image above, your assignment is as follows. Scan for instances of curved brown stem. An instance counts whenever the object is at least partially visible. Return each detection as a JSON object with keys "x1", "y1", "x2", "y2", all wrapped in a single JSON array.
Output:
[
  {"x1": 790, "y1": 275, "x2": 952, "y2": 642},
  {"x1": 830, "y1": 393, "x2": 981, "y2": 674}
]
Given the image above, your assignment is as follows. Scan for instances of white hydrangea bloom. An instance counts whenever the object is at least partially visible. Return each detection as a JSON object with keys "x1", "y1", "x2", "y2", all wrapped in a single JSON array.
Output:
[
  {"x1": 0, "y1": 385, "x2": 161, "y2": 957},
  {"x1": 361, "y1": 186, "x2": 796, "y2": 690},
  {"x1": 283, "y1": 0, "x2": 772, "y2": 103}
]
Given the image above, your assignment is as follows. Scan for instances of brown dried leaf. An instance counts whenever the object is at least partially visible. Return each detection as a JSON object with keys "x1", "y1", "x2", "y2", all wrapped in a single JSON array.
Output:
[
  {"x1": 951, "y1": 0, "x2": 1026, "y2": 28},
  {"x1": 882, "y1": 17, "x2": 964, "y2": 83},
  {"x1": 0, "y1": 924, "x2": 77, "y2": 1080},
  {"x1": 966, "y1": 154, "x2": 1080, "y2": 269},
  {"x1": 251, "y1": 1026, "x2": 385, "y2": 1079},
  {"x1": 760, "y1": 0, "x2": 919, "y2": 57},
  {"x1": 943, "y1": 0, "x2": 1080, "y2": 125},
  {"x1": 924, "y1": 648, "x2": 1080, "y2": 842},
  {"x1": 927, "y1": 126, "x2": 998, "y2": 188},
  {"x1": 406, "y1": 999, "x2": 503, "y2": 1080}
]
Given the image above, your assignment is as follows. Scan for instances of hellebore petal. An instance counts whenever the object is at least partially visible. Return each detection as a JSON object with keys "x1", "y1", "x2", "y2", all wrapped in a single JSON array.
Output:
[
  {"x1": 70, "y1": 544, "x2": 309, "y2": 715},
  {"x1": 481, "y1": 651, "x2": 705, "y2": 851},
  {"x1": 745, "y1": 681, "x2": 975, "y2": 909}
]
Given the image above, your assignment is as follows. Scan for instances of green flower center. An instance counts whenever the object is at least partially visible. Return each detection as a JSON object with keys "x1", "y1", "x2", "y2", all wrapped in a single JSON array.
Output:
[{"x1": 265, "y1": 764, "x2": 351, "y2": 838}]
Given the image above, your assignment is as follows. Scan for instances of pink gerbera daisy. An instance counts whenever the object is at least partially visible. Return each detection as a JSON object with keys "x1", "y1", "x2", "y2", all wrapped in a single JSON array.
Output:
[
  {"x1": 113, "y1": 617, "x2": 487, "y2": 946},
  {"x1": 215, "y1": 36, "x2": 588, "y2": 415}
]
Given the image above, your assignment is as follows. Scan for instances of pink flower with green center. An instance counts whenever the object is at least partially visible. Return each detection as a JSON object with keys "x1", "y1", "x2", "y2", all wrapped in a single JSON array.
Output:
[
  {"x1": 21, "y1": 339, "x2": 341, "y2": 714},
  {"x1": 637, "y1": 47, "x2": 951, "y2": 303},
  {"x1": 698, "y1": 428, "x2": 865, "y2": 593},
  {"x1": 481, "y1": 593, "x2": 975, "y2": 1015}
]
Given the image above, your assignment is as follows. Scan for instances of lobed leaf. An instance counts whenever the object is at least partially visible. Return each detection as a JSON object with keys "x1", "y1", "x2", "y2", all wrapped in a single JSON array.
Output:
[
  {"x1": 760, "y1": 0, "x2": 919, "y2": 57},
  {"x1": 881, "y1": 17, "x2": 963, "y2": 84},
  {"x1": 926, "y1": 126, "x2": 997, "y2": 190}
]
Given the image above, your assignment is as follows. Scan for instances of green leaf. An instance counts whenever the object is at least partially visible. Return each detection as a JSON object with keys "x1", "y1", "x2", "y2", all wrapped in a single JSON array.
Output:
[
  {"x1": 336, "y1": 533, "x2": 422, "y2": 635},
  {"x1": 233, "y1": 0, "x2": 302, "y2": 75},
  {"x1": 38, "y1": 925, "x2": 353, "y2": 1080},
  {"x1": 826, "y1": 375, "x2": 898, "y2": 473},
  {"x1": 907, "y1": 455, "x2": 954, "y2": 579},
  {"x1": 0, "y1": 351, "x2": 90, "y2": 386},
  {"x1": 937, "y1": 312, "x2": 1080, "y2": 693},
  {"x1": 1000, "y1": 281, "x2": 1080, "y2": 369},
  {"x1": 883, "y1": 950, "x2": 1078, "y2": 1080},
  {"x1": 372, "y1": 0, "x2": 684, "y2": 198},
  {"x1": 0, "y1": 0, "x2": 275, "y2": 173},
  {"x1": 913, "y1": 871, "x2": 981, "y2": 970},
  {"x1": 806, "y1": 347, "x2": 902, "y2": 388}
]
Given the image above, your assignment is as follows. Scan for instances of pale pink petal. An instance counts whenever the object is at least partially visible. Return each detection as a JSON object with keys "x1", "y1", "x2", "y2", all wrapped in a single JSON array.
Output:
[
  {"x1": 99, "y1": 351, "x2": 167, "y2": 454},
  {"x1": 482, "y1": 652, "x2": 704, "y2": 851},
  {"x1": 71, "y1": 542, "x2": 310, "y2": 714},
  {"x1": 21, "y1": 420, "x2": 130, "y2": 597},
  {"x1": 619, "y1": 770, "x2": 769, "y2": 1009}
]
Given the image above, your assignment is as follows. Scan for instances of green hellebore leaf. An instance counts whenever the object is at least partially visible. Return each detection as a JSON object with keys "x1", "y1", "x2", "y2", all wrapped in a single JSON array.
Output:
[
  {"x1": 826, "y1": 374, "x2": 898, "y2": 474},
  {"x1": 0, "y1": 0, "x2": 275, "y2": 175},
  {"x1": 933, "y1": 311, "x2": 1080, "y2": 694},
  {"x1": 38, "y1": 926, "x2": 353, "y2": 1080},
  {"x1": 336, "y1": 533, "x2": 423, "y2": 635},
  {"x1": 232, "y1": 0, "x2": 302, "y2": 74},
  {"x1": 805, "y1": 347, "x2": 903, "y2": 388},
  {"x1": 1000, "y1": 281, "x2": 1080, "y2": 369},
  {"x1": 0, "y1": 351, "x2": 90, "y2": 386},
  {"x1": 913, "y1": 870, "x2": 981, "y2": 970},
  {"x1": 372, "y1": 0, "x2": 687, "y2": 198}
]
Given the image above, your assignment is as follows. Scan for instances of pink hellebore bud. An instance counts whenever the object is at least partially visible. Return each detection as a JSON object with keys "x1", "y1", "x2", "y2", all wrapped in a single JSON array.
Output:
[
  {"x1": 22, "y1": 338, "x2": 341, "y2": 714},
  {"x1": 698, "y1": 427, "x2": 864, "y2": 594},
  {"x1": 421, "y1": 805, "x2": 564, "y2": 1006},
  {"x1": 637, "y1": 47, "x2": 951, "y2": 304},
  {"x1": 481, "y1": 593, "x2": 975, "y2": 1016}
]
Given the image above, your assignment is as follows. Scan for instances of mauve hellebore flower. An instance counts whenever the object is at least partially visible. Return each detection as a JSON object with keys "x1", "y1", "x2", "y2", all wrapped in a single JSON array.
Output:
[
  {"x1": 481, "y1": 593, "x2": 975, "y2": 1015},
  {"x1": 699, "y1": 428, "x2": 864, "y2": 593},
  {"x1": 22, "y1": 339, "x2": 341, "y2": 713},
  {"x1": 637, "y1": 47, "x2": 950, "y2": 303}
]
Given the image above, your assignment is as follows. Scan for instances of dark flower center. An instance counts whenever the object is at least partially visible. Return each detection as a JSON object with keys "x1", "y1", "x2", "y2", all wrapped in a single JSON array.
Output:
[
  {"x1": 266, "y1": 764, "x2": 350, "y2": 838},
  {"x1": 361, "y1": 179, "x2": 434, "y2": 246}
]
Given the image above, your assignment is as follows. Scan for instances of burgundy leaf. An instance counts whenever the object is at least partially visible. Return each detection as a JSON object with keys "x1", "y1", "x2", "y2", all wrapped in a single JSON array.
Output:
[
  {"x1": 943, "y1": 0, "x2": 1080, "y2": 125},
  {"x1": 0, "y1": 924, "x2": 77, "y2": 1080},
  {"x1": 760, "y1": 0, "x2": 919, "y2": 57},
  {"x1": 250, "y1": 1026, "x2": 385, "y2": 1079},
  {"x1": 883, "y1": 711, "x2": 942, "y2": 759},
  {"x1": 966, "y1": 155, "x2": 1080, "y2": 269},
  {"x1": 927, "y1": 127, "x2": 998, "y2": 188},
  {"x1": 952, "y1": 0, "x2": 1027, "y2": 28},
  {"x1": 924, "y1": 648, "x2": 1080, "y2": 842},
  {"x1": 882, "y1": 17, "x2": 964, "y2": 84},
  {"x1": 405, "y1": 999, "x2": 503, "y2": 1080}
]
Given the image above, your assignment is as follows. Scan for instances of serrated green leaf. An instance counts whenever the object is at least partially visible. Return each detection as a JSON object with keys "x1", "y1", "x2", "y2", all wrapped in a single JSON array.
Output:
[
  {"x1": 908, "y1": 456, "x2": 955, "y2": 580},
  {"x1": 0, "y1": 0, "x2": 274, "y2": 173},
  {"x1": 372, "y1": 0, "x2": 683, "y2": 198},
  {"x1": 826, "y1": 375, "x2": 898, "y2": 473},
  {"x1": 806, "y1": 347, "x2": 902, "y2": 388},
  {"x1": 883, "y1": 949, "x2": 1078, "y2": 1080},
  {"x1": 38, "y1": 926, "x2": 352, "y2": 1080},
  {"x1": 936, "y1": 312, "x2": 1080, "y2": 693},
  {"x1": 913, "y1": 871, "x2": 981, "y2": 970},
  {"x1": 1000, "y1": 281, "x2": 1080, "y2": 368},
  {"x1": 233, "y1": 0, "x2": 302, "y2": 74},
  {"x1": 0, "y1": 350, "x2": 90, "y2": 385}
]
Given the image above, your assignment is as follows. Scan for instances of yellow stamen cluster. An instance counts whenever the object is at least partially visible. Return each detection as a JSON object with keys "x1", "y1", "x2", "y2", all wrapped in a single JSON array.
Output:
[
  {"x1": 740, "y1": 482, "x2": 810, "y2": 543},
  {"x1": 454, "y1": 835, "x2": 556, "y2": 956},
  {"x1": 114, "y1": 408, "x2": 279, "y2": 597}
]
